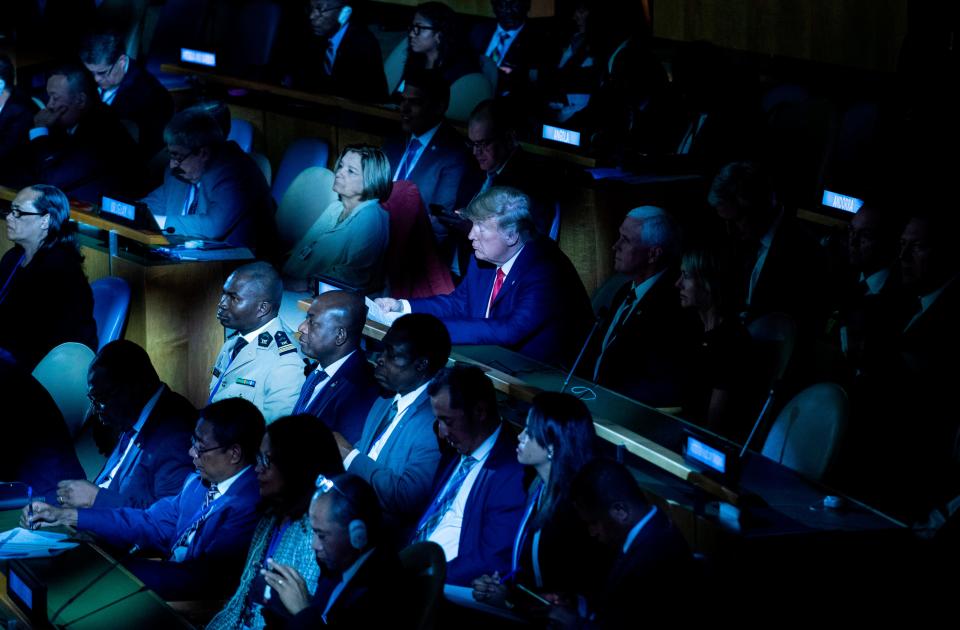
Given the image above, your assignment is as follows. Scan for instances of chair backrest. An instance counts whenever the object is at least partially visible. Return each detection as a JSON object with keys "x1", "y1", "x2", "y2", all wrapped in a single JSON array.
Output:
[
  {"x1": 272, "y1": 138, "x2": 331, "y2": 206},
  {"x1": 382, "y1": 180, "x2": 454, "y2": 299},
  {"x1": 251, "y1": 151, "x2": 273, "y2": 187},
  {"x1": 384, "y1": 39, "x2": 407, "y2": 95},
  {"x1": 761, "y1": 382, "x2": 848, "y2": 481},
  {"x1": 275, "y1": 167, "x2": 337, "y2": 250},
  {"x1": 91, "y1": 276, "x2": 131, "y2": 350},
  {"x1": 747, "y1": 312, "x2": 797, "y2": 388},
  {"x1": 398, "y1": 541, "x2": 446, "y2": 630},
  {"x1": 32, "y1": 343, "x2": 96, "y2": 438},
  {"x1": 446, "y1": 72, "x2": 493, "y2": 122},
  {"x1": 228, "y1": 118, "x2": 254, "y2": 153}
]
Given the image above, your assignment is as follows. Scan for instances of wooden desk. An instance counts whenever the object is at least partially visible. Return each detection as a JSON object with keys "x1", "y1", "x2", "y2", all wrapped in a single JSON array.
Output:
[{"x1": 1, "y1": 191, "x2": 231, "y2": 407}]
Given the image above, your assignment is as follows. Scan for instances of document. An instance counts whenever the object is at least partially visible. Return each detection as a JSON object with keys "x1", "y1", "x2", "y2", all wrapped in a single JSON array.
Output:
[{"x1": 0, "y1": 527, "x2": 78, "y2": 559}]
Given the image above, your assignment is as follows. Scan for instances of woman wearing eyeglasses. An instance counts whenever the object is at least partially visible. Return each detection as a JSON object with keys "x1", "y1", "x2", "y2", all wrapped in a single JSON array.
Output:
[
  {"x1": 397, "y1": 2, "x2": 478, "y2": 94},
  {"x1": 208, "y1": 415, "x2": 344, "y2": 630},
  {"x1": 471, "y1": 392, "x2": 606, "y2": 612},
  {"x1": 0, "y1": 184, "x2": 97, "y2": 369}
]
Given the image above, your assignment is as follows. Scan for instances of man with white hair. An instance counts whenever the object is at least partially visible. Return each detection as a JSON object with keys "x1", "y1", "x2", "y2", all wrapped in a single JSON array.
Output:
[
  {"x1": 582, "y1": 206, "x2": 699, "y2": 406},
  {"x1": 376, "y1": 185, "x2": 592, "y2": 366}
]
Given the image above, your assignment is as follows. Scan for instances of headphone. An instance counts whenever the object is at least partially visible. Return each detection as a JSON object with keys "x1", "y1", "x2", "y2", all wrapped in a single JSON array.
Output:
[
  {"x1": 337, "y1": 5, "x2": 352, "y2": 26},
  {"x1": 348, "y1": 518, "x2": 368, "y2": 550}
]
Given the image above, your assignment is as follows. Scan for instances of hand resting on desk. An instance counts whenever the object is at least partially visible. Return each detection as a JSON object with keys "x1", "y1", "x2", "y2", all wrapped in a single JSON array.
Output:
[{"x1": 56, "y1": 479, "x2": 100, "y2": 508}]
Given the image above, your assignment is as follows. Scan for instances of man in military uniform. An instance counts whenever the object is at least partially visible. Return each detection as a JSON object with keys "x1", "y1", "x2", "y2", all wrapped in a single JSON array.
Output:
[{"x1": 209, "y1": 262, "x2": 305, "y2": 422}]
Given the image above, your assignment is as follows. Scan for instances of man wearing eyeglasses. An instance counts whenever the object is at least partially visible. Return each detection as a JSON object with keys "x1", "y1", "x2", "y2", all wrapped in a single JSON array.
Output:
[
  {"x1": 141, "y1": 109, "x2": 276, "y2": 254},
  {"x1": 79, "y1": 28, "x2": 173, "y2": 157},
  {"x1": 23, "y1": 398, "x2": 265, "y2": 600},
  {"x1": 52, "y1": 340, "x2": 196, "y2": 511},
  {"x1": 282, "y1": 0, "x2": 387, "y2": 101}
]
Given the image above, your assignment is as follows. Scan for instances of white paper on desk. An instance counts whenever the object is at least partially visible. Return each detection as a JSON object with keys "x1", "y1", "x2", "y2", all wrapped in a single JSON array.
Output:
[
  {"x1": 443, "y1": 585, "x2": 527, "y2": 622},
  {"x1": 0, "y1": 527, "x2": 78, "y2": 558},
  {"x1": 365, "y1": 297, "x2": 402, "y2": 326}
]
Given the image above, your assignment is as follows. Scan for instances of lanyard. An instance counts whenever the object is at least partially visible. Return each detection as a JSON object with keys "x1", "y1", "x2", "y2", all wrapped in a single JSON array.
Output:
[{"x1": 512, "y1": 483, "x2": 543, "y2": 572}]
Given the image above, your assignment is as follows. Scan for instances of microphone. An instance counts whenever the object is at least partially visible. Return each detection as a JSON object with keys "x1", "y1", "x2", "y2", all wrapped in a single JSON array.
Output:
[
  {"x1": 738, "y1": 381, "x2": 782, "y2": 459},
  {"x1": 560, "y1": 307, "x2": 608, "y2": 394}
]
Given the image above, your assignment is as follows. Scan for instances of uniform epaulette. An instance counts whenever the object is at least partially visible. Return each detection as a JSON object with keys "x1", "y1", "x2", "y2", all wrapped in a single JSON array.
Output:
[{"x1": 275, "y1": 330, "x2": 297, "y2": 355}]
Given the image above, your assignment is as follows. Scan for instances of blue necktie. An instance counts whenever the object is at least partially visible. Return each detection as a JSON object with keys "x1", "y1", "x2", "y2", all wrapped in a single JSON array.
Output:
[
  {"x1": 367, "y1": 400, "x2": 399, "y2": 454},
  {"x1": 397, "y1": 137, "x2": 422, "y2": 180},
  {"x1": 414, "y1": 455, "x2": 478, "y2": 541},
  {"x1": 170, "y1": 483, "x2": 219, "y2": 561},
  {"x1": 293, "y1": 368, "x2": 330, "y2": 414}
]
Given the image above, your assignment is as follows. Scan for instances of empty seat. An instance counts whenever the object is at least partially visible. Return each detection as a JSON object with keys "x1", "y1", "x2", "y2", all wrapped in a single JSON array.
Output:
[
  {"x1": 272, "y1": 138, "x2": 330, "y2": 206},
  {"x1": 384, "y1": 39, "x2": 407, "y2": 95},
  {"x1": 398, "y1": 542, "x2": 446, "y2": 630},
  {"x1": 91, "y1": 276, "x2": 131, "y2": 350},
  {"x1": 446, "y1": 73, "x2": 493, "y2": 122},
  {"x1": 251, "y1": 151, "x2": 273, "y2": 186},
  {"x1": 228, "y1": 118, "x2": 254, "y2": 153},
  {"x1": 761, "y1": 382, "x2": 849, "y2": 482},
  {"x1": 274, "y1": 167, "x2": 337, "y2": 250},
  {"x1": 32, "y1": 342, "x2": 96, "y2": 437}
]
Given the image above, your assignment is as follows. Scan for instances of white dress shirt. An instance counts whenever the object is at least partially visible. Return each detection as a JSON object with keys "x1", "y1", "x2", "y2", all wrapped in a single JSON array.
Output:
[
  {"x1": 303, "y1": 350, "x2": 355, "y2": 409},
  {"x1": 344, "y1": 381, "x2": 431, "y2": 468},
  {"x1": 747, "y1": 211, "x2": 783, "y2": 306},
  {"x1": 428, "y1": 426, "x2": 501, "y2": 561},
  {"x1": 99, "y1": 385, "x2": 164, "y2": 489},
  {"x1": 485, "y1": 24, "x2": 525, "y2": 64},
  {"x1": 393, "y1": 124, "x2": 440, "y2": 181}
]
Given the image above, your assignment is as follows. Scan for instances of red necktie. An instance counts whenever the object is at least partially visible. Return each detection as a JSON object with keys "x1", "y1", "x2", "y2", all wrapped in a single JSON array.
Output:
[{"x1": 487, "y1": 268, "x2": 506, "y2": 316}]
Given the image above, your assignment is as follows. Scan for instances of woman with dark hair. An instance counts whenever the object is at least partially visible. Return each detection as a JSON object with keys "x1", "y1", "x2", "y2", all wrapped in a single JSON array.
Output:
[
  {"x1": 675, "y1": 246, "x2": 757, "y2": 442},
  {"x1": 0, "y1": 184, "x2": 97, "y2": 368},
  {"x1": 471, "y1": 392, "x2": 603, "y2": 608},
  {"x1": 282, "y1": 144, "x2": 391, "y2": 293},
  {"x1": 397, "y1": 1, "x2": 478, "y2": 92},
  {"x1": 208, "y1": 415, "x2": 345, "y2": 630}
]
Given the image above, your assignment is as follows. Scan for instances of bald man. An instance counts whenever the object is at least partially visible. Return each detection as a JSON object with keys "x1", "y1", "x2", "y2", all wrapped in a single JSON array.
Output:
[
  {"x1": 292, "y1": 290, "x2": 381, "y2": 443},
  {"x1": 209, "y1": 262, "x2": 305, "y2": 422}
]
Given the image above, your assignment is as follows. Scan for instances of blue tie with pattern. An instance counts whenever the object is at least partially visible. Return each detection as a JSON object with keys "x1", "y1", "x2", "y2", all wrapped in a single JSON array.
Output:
[{"x1": 413, "y1": 456, "x2": 478, "y2": 541}]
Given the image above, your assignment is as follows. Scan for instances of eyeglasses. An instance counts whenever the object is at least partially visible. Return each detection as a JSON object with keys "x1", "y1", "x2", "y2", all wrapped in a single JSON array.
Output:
[
  {"x1": 308, "y1": 4, "x2": 345, "y2": 16},
  {"x1": 408, "y1": 23, "x2": 437, "y2": 36},
  {"x1": 256, "y1": 451, "x2": 272, "y2": 469},
  {"x1": 191, "y1": 434, "x2": 227, "y2": 456},
  {"x1": 465, "y1": 137, "x2": 498, "y2": 152},
  {"x1": 1, "y1": 205, "x2": 45, "y2": 220},
  {"x1": 168, "y1": 148, "x2": 197, "y2": 166},
  {"x1": 87, "y1": 57, "x2": 121, "y2": 81},
  {"x1": 87, "y1": 392, "x2": 110, "y2": 412}
]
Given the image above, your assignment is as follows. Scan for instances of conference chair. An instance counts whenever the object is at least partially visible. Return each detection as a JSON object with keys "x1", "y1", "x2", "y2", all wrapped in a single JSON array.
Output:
[
  {"x1": 446, "y1": 73, "x2": 493, "y2": 122},
  {"x1": 272, "y1": 138, "x2": 331, "y2": 206},
  {"x1": 274, "y1": 167, "x2": 337, "y2": 250},
  {"x1": 91, "y1": 276, "x2": 131, "y2": 350},
  {"x1": 383, "y1": 39, "x2": 407, "y2": 94},
  {"x1": 251, "y1": 152, "x2": 272, "y2": 187},
  {"x1": 228, "y1": 118, "x2": 254, "y2": 153},
  {"x1": 398, "y1": 541, "x2": 447, "y2": 630},
  {"x1": 32, "y1": 343, "x2": 96, "y2": 438},
  {"x1": 761, "y1": 382, "x2": 849, "y2": 482},
  {"x1": 382, "y1": 180, "x2": 454, "y2": 299}
]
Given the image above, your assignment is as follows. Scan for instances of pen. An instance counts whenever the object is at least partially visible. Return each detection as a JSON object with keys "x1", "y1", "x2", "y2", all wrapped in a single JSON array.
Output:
[
  {"x1": 516, "y1": 584, "x2": 552, "y2": 606},
  {"x1": 27, "y1": 486, "x2": 33, "y2": 521}
]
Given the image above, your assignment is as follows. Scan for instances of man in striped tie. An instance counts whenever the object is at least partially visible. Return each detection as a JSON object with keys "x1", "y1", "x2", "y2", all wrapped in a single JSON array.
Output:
[
  {"x1": 411, "y1": 365, "x2": 525, "y2": 586},
  {"x1": 23, "y1": 398, "x2": 265, "y2": 600}
]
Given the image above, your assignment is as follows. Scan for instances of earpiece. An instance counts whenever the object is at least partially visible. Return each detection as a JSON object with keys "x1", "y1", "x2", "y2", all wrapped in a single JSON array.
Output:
[
  {"x1": 348, "y1": 519, "x2": 367, "y2": 550},
  {"x1": 0, "y1": 79, "x2": 6, "y2": 93},
  {"x1": 337, "y1": 5, "x2": 352, "y2": 26}
]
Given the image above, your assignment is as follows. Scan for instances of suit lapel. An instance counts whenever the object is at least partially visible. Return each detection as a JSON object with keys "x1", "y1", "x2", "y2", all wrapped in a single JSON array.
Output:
[{"x1": 490, "y1": 239, "x2": 536, "y2": 311}]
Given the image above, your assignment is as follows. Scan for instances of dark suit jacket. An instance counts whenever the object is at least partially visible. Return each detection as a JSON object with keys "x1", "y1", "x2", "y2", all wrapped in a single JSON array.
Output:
[
  {"x1": 143, "y1": 141, "x2": 276, "y2": 254},
  {"x1": 109, "y1": 62, "x2": 174, "y2": 157},
  {"x1": 427, "y1": 428, "x2": 527, "y2": 586},
  {"x1": 593, "y1": 506, "x2": 693, "y2": 627},
  {"x1": 92, "y1": 385, "x2": 197, "y2": 509},
  {"x1": 78, "y1": 468, "x2": 262, "y2": 600},
  {"x1": 293, "y1": 22, "x2": 387, "y2": 102},
  {"x1": 469, "y1": 19, "x2": 545, "y2": 96},
  {"x1": 0, "y1": 89, "x2": 35, "y2": 168},
  {"x1": 382, "y1": 122, "x2": 478, "y2": 216},
  {"x1": 0, "y1": 243, "x2": 98, "y2": 370},
  {"x1": 0, "y1": 362, "x2": 86, "y2": 501},
  {"x1": 582, "y1": 270, "x2": 701, "y2": 408},
  {"x1": 410, "y1": 236, "x2": 593, "y2": 367},
  {"x1": 288, "y1": 547, "x2": 409, "y2": 629},
  {"x1": 24, "y1": 105, "x2": 144, "y2": 201},
  {"x1": 350, "y1": 390, "x2": 442, "y2": 535},
  {"x1": 293, "y1": 350, "x2": 380, "y2": 444}
]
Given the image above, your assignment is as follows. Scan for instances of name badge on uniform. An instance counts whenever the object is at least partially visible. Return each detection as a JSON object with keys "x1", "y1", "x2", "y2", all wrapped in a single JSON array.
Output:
[
  {"x1": 236, "y1": 378, "x2": 256, "y2": 387},
  {"x1": 211, "y1": 367, "x2": 221, "y2": 377},
  {"x1": 296, "y1": 245, "x2": 313, "y2": 261}
]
